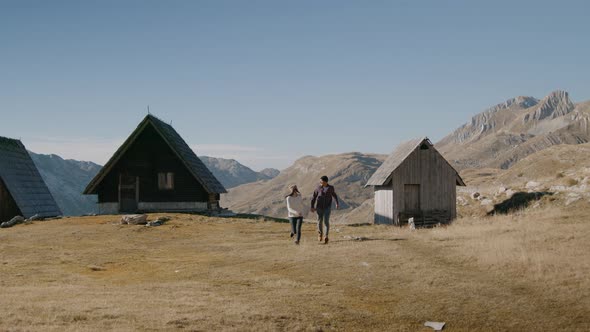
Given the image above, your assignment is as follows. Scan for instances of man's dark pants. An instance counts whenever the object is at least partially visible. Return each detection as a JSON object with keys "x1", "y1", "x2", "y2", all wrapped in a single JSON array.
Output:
[{"x1": 316, "y1": 208, "x2": 331, "y2": 238}]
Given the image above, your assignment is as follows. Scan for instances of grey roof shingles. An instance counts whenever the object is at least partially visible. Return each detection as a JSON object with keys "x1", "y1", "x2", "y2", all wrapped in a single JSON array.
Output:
[
  {"x1": 84, "y1": 114, "x2": 226, "y2": 195},
  {"x1": 365, "y1": 137, "x2": 465, "y2": 187},
  {"x1": 0, "y1": 136, "x2": 62, "y2": 218}
]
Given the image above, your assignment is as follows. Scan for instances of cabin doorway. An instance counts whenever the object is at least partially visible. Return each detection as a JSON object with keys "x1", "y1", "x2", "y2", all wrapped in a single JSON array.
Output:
[
  {"x1": 404, "y1": 184, "x2": 420, "y2": 212},
  {"x1": 119, "y1": 174, "x2": 138, "y2": 213}
]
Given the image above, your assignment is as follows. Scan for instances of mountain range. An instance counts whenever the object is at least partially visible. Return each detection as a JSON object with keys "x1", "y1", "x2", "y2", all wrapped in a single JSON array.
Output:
[
  {"x1": 26, "y1": 89, "x2": 589, "y2": 219},
  {"x1": 221, "y1": 152, "x2": 386, "y2": 219},
  {"x1": 225, "y1": 90, "x2": 590, "y2": 219},
  {"x1": 29, "y1": 152, "x2": 102, "y2": 216},
  {"x1": 437, "y1": 90, "x2": 590, "y2": 169},
  {"x1": 199, "y1": 156, "x2": 279, "y2": 188}
]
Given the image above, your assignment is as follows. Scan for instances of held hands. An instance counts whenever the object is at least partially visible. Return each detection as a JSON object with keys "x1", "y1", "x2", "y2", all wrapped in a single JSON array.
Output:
[{"x1": 335, "y1": 203, "x2": 340, "y2": 210}]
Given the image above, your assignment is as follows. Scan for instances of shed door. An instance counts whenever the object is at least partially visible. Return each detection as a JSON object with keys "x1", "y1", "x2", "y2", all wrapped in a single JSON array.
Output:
[
  {"x1": 119, "y1": 174, "x2": 138, "y2": 213},
  {"x1": 404, "y1": 184, "x2": 420, "y2": 212},
  {"x1": 374, "y1": 188, "x2": 393, "y2": 224}
]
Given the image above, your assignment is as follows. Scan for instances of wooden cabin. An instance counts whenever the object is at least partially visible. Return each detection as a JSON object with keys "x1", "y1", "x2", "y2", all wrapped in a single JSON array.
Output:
[
  {"x1": 365, "y1": 137, "x2": 465, "y2": 226},
  {"x1": 83, "y1": 115, "x2": 227, "y2": 214},
  {"x1": 0, "y1": 136, "x2": 61, "y2": 222}
]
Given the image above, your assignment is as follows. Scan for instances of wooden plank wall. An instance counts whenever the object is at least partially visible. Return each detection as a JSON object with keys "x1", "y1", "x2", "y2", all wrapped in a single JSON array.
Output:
[
  {"x1": 97, "y1": 124, "x2": 209, "y2": 204},
  {"x1": 420, "y1": 146, "x2": 457, "y2": 219},
  {"x1": 374, "y1": 186, "x2": 393, "y2": 224},
  {"x1": 389, "y1": 146, "x2": 457, "y2": 225}
]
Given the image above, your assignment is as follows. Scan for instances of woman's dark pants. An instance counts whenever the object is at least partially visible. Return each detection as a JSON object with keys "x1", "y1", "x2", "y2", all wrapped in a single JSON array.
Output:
[{"x1": 289, "y1": 217, "x2": 303, "y2": 242}]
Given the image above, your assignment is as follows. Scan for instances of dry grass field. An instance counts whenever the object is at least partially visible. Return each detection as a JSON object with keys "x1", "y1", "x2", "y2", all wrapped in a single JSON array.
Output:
[{"x1": 1, "y1": 203, "x2": 589, "y2": 331}]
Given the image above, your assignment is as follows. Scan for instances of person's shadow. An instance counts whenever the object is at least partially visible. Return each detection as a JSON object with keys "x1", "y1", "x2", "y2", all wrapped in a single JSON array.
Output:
[{"x1": 333, "y1": 237, "x2": 407, "y2": 243}]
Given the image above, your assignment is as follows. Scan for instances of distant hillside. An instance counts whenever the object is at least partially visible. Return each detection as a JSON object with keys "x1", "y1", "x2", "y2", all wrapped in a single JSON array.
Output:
[
  {"x1": 259, "y1": 168, "x2": 280, "y2": 179},
  {"x1": 29, "y1": 152, "x2": 101, "y2": 216},
  {"x1": 437, "y1": 90, "x2": 590, "y2": 170},
  {"x1": 199, "y1": 156, "x2": 279, "y2": 188},
  {"x1": 454, "y1": 142, "x2": 590, "y2": 217},
  {"x1": 222, "y1": 152, "x2": 387, "y2": 219},
  {"x1": 459, "y1": 142, "x2": 590, "y2": 190}
]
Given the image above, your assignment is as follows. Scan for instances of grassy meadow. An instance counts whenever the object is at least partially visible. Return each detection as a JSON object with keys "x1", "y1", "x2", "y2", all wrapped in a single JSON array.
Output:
[{"x1": 0, "y1": 202, "x2": 589, "y2": 331}]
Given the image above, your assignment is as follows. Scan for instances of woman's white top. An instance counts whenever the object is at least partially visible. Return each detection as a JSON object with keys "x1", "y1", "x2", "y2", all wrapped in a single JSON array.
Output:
[{"x1": 286, "y1": 194, "x2": 306, "y2": 218}]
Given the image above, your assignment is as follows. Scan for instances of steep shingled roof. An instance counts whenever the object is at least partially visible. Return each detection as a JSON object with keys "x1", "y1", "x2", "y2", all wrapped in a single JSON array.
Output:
[
  {"x1": 0, "y1": 136, "x2": 62, "y2": 218},
  {"x1": 83, "y1": 114, "x2": 227, "y2": 195},
  {"x1": 365, "y1": 137, "x2": 465, "y2": 187}
]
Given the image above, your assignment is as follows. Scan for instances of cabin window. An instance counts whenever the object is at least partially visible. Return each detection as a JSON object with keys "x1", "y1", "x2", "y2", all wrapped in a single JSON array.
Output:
[
  {"x1": 420, "y1": 144, "x2": 429, "y2": 150},
  {"x1": 158, "y1": 172, "x2": 174, "y2": 190}
]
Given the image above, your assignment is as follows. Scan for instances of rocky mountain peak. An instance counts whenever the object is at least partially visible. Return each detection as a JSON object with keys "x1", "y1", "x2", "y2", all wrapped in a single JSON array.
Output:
[
  {"x1": 524, "y1": 90, "x2": 574, "y2": 123},
  {"x1": 484, "y1": 96, "x2": 538, "y2": 115},
  {"x1": 441, "y1": 95, "x2": 539, "y2": 145}
]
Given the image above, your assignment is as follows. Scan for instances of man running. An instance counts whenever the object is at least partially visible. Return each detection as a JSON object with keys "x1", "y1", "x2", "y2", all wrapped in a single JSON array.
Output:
[{"x1": 310, "y1": 175, "x2": 339, "y2": 244}]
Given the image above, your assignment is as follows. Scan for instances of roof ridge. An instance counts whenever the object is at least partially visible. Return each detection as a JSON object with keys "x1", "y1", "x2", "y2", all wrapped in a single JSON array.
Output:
[
  {"x1": 0, "y1": 135, "x2": 21, "y2": 143},
  {"x1": 365, "y1": 137, "x2": 464, "y2": 187},
  {"x1": 146, "y1": 113, "x2": 169, "y2": 124},
  {"x1": 84, "y1": 115, "x2": 226, "y2": 195}
]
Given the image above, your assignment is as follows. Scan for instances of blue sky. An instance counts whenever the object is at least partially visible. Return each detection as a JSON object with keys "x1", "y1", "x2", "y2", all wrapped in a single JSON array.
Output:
[{"x1": 1, "y1": 0, "x2": 589, "y2": 170}]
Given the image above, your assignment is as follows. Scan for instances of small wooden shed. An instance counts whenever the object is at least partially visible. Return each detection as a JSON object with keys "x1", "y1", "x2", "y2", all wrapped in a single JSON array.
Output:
[
  {"x1": 0, "y1": 136, "x2": 61, "y2": 222},
  {"x1": 83, "y1": 114, "x2": 227, "y2": 214},
  {"x1": 365, "y1": 137, "x2": 465, "y2": 226}
]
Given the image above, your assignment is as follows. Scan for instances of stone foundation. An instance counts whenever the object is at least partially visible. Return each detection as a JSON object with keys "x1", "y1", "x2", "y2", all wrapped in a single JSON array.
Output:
[
  {"x1": 137, "y1": 201, "x2": 208, "y2": 212},
  {"x1": 97, "y1": 201, "x2": 210, "y2": 214},
  {"x1": 98, "y1": 203, "x2": 119, "y2": 215}
]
